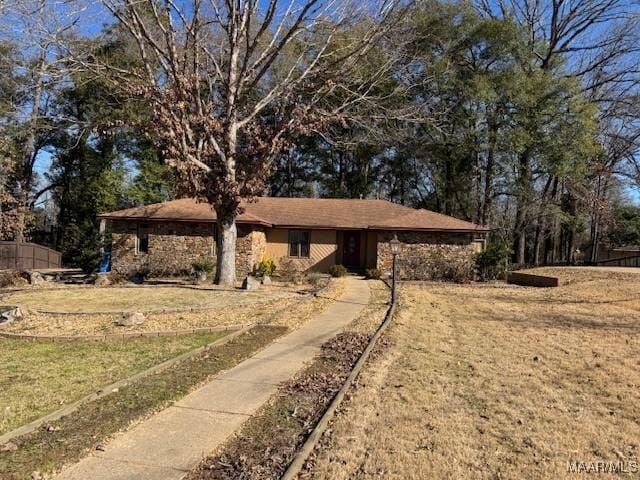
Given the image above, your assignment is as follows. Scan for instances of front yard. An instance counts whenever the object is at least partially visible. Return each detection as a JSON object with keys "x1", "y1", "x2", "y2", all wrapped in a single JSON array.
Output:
[
  {"x1": 0, "y1": 279, "x2": 339, "y2": 336},
  {"x1": 0, "y1": 277, "x2": 344, "y2": 479},
  {"x1": 305, "y1": 268, "x2": 640, "y2": 479},
  {"x1": 1, "y1": 284, "x2": 298, "y2": 313}
]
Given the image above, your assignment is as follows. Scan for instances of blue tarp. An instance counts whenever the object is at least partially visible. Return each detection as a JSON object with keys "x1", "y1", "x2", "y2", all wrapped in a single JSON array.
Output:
[{"x1": 98, "y1": 252, "x2": 111, "y2": 273}]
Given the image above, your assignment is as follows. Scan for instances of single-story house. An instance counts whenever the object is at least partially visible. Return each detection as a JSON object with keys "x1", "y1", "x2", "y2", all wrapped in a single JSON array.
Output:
[{"x1": 98, "y1": 197, "x2": 489, "y2": 279}]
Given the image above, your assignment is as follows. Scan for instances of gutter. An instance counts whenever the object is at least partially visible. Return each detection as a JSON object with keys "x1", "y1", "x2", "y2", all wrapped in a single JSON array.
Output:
[
  {"x1": 97, "y1": 217, "x2": 489, "y2": 233},
  {"x1": 97, "y1": 216, "x2": 273, "y2": 228}
]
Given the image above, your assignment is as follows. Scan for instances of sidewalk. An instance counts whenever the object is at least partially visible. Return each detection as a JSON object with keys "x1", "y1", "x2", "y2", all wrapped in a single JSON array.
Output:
[{"x1": 57, "y1": 277, "x2": 370, "y2": 480}]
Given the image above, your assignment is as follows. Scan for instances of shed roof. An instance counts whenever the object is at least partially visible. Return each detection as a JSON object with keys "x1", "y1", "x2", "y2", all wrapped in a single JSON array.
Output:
[{"x1": 99, "y1": 197, "x2": 488, "y2": 233}]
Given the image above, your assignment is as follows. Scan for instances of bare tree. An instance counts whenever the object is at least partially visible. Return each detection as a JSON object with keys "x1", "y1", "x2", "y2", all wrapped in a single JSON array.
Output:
[
  {"x1": 0, "y1": 0, "x2": 87, "y2": 241},
  {"x1": 93, "y1": 0, "x2": 404, "y2": 284}
]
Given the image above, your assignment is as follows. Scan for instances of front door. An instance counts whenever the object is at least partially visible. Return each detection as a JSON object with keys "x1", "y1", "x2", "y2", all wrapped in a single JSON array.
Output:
[{"x1": 342, "y1": 231, "x2": 361, "y2": 268}]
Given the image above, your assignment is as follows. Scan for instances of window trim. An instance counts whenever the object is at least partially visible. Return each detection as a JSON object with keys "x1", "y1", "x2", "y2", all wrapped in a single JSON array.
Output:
[
  {"x1": 288, "y1": 229, "x2": 311, "y2": 258},
  {"x1": 136, "y1": 223, "x2": 150, "y2": 255}
]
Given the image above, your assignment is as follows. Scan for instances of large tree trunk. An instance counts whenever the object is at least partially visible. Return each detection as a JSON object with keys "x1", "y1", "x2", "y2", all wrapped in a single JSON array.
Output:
[
  {"x1": 589, "y1": 174, "x2": 607, "y2": 264},
  {"x1": 481, "y1": 117, "x2": 498, "y2": 226},
  {"x1": 513, "y1": 150, "x2": 532, "y2": 265},
  {"x1": 215, "y1": 211, "x2": 237, "y2": 285},
  {"x1": 216, "y1": 36, "x2": 241, "y2": 286},
  {"x1": 15, "y1": 51, "x2": 46, "y2": 243}
]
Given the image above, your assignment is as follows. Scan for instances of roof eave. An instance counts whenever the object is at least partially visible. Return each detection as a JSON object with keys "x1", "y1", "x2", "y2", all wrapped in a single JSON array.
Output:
[
  {"x1": 367, "y1": 226, "x2": 490, "y2": 233},
  {"x1": 98, "y1": 215, "x2": 273, "y2": 228}
]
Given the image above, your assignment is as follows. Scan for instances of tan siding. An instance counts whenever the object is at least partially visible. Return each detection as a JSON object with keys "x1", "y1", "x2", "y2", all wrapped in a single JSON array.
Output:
[{"x1": 265, "y1": 228, "x2": 337, "y2": 272}]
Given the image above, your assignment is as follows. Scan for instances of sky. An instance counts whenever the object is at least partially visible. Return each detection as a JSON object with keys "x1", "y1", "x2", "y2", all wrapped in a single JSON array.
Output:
[{"x1": 18, "y1": 0, "x2": 640, "y2": 208}]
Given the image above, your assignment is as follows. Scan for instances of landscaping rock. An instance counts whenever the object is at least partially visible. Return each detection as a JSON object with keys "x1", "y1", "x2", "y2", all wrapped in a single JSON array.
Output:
[
  {"x1": 242, "y1": 275, "x2": 260, "y2": 291},
  {"x1": 0, "y1": 306, "x2": 23, "y2": 325},
  {"x1": 21, "y1": 271, "x2": 45, "y2": 286},
  {"x1": 1, "y1": 441, "x2": 18, "y2": 452},
  {"x1": 117, "y1": 312, "x2": 146, "y2": 327},
  {"x1": 94, "y1": 274, "x2": 112, "y2": 287},
  {"x1": 261, "y1": 275, "x2": 272, "y2": 285}
]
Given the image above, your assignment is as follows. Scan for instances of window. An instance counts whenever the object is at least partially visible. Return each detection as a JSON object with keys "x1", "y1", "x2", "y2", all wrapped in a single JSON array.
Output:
[
  {"x1": 289, "y1": 230, "x2": 310, "y2": 258},
  {"x1": 136, "y1": 223, "x2": 149, "y2": 254}
]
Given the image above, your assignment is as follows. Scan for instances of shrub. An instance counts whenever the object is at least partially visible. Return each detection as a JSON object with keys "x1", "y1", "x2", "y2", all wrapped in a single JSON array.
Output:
[
  {"x1": 307, "y1": 272, "x2": 329, "y2": 289},
  {"x1": 401, "y1": 246, "x2": 475, "y2": 283},
  {"x1": 365, "y1": 268, "x2": 382, "y2": 280},
  {"x1": 0, "y1": 270, "x2": 25, "y2": 288},
  {"x1": 257, "y1": 256, "x2": 276, "y2": 277},
  {"x1": 108, "y1": 271, "x2": 129, "y2": 285},
  {"x1": 291, "y1": 271, "x2": 306, "y2": 285},
  {"x1": 192, "y1": 259, "x2": 214, "y2": 274},
  {"x1": 476, "y1": 240, "x2": 512, "y2": 281},
  {"x1": 328, "y1": 264, "x2": 347, "y2": 277}
]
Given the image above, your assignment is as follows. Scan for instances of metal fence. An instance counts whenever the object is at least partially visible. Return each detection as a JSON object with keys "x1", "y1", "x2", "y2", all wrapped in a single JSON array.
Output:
[{"x1": 0, "y1": 242, "x2": 62, "y2": 270}]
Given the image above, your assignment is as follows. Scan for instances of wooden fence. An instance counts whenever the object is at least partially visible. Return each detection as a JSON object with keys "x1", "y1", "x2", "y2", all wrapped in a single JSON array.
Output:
[
  {"x1": 0, "y1": 242, "x2": 62, "y2": 270},
  {"x1": 593, "y1": 255, "x2": 640, "y2": 268}
]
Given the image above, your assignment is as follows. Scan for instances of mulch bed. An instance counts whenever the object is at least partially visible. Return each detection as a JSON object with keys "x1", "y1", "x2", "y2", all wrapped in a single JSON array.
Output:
[{"x1": 189, "y1": 331, "x2": 393, "y2": 480}]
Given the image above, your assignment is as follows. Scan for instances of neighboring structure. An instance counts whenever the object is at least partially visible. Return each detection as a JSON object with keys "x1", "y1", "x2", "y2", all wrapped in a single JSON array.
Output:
[
  {"x1": 0, "y1": 241, "x2": 62, "y2": 270},
  {"x1": 592, "y1": 245, "x2": 640, "y2": 267},
  {"x1": 596, "y1": 246, "x2": 640, "y2": 262},
  {"x1": 98, "y1": 197, "x2": 488, "y2": 279}
]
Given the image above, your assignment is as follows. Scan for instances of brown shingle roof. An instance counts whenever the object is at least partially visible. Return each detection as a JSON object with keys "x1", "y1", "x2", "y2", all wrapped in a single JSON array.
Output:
[{"x1": 99, "y1": 197, "x2": 488, "y2": 232}]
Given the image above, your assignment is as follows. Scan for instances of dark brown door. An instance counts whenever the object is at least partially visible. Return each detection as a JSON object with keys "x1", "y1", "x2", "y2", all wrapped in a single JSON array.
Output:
[{"x1": 342, "y1": 231, "x2": 361, "y2": 267}]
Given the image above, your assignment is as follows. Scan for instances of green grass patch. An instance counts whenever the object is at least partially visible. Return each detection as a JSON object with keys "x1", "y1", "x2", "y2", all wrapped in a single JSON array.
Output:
[
  {"x1": 0, "y1": 333, "x2": 228, "y2": 436},
  {"x1": 0, "y1": 325, "x2": 287, "y2": 480}
]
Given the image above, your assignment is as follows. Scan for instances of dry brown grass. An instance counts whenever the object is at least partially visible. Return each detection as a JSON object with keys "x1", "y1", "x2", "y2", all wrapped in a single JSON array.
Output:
[
  {"x1": 305, "y1": 267, "x2": 640, "y2": 480},
  {"x1": 2, "y1": 279, "x2": 344, "y2": 336},
  {"x1": 347, "y1": 280, "x2": 391, "y2": 334},
  {"x1": 1, "y1": 284, "x2": 299, "y2": 313}
]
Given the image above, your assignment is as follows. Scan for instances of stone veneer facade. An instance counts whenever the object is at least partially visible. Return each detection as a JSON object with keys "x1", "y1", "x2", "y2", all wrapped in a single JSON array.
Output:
[
  {"x1": 235, "y1": 226, "x2": 267, "y2": 276},
  {"x1": 109, "y1": 220, "x2": 483, "y2": 281},
  {"x1": 110, "y1": 220, "x2": 265, "y2": 279},
  {"x1": 377, "y1": 231, "x2": 481, "y2": 281}
]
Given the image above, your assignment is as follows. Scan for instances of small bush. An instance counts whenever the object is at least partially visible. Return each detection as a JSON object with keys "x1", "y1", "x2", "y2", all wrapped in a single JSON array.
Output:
[
  {"x1": 291, "y1": 271, "x2": 306, "y2": 285},
  {"x1": 307, "y1": 272, "x2": 329, "y2": 289},
  {"x1": 476, "y1": 240, "x2": 512, "y2": 281},
  {"x1": 0, "y1": 270, "x2": 26, "y2": 288},
  {"x1": 365, "y1": 268, "x2": 382, "y2": 280},
  {"x1": 257, "y1": 256, "x2": 276, "y2": 277},
  {"x1": 328, "y1": 264, "x2": 347, "y2": 277},
  {"x1": 108, "y1": 271, "x2": 129, "y2": 285},
  {"x1": 192, "y1": 259, "x2": 214, "y2": 274}
]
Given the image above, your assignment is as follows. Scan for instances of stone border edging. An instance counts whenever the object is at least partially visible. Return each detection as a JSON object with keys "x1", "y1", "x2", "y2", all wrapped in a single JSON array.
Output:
[
  {"x1": 0, "y1": 324, "x2": 254, "y2": 446},
  {"x1": 280, "y1": 293, "x2": 398, "y2": 480},
  {"x1": 0, "y1": 324, "x2": 249, "y2": 342}
]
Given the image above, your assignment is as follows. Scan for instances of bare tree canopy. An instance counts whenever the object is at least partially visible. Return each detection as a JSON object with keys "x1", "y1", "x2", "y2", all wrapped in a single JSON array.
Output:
[
  {"x1": 87, "y1": 0, "x2": 405, "y2": 283},
  {"x1": 1, "y1": 0, "x2": 639, "y2": 279}
]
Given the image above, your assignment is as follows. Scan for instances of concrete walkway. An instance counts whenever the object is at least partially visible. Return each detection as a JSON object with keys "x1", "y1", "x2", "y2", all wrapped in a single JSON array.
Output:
[{"x1": 57, "y1": 277, "x2": 370, "y2": 480}]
